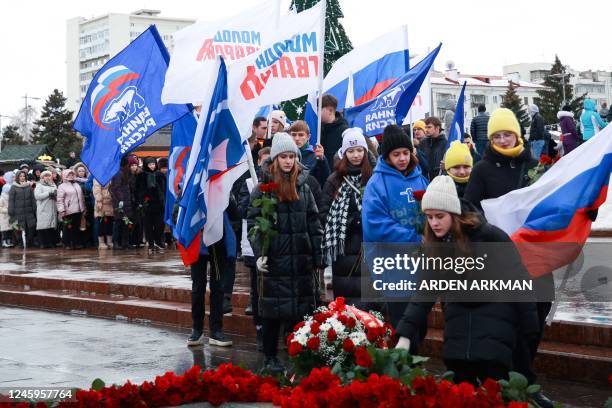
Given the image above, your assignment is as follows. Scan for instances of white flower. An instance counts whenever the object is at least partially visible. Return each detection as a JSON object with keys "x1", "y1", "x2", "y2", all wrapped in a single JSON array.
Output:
[
  {"x1": 320, "y1": 323, "x2": 331, "y2": 332},
  {"x1": 349, "y1": 331, "x2": 367, "y2": 346},
  {"x1": 294, "y1": 333, "x2": 308, "y2": 346}
]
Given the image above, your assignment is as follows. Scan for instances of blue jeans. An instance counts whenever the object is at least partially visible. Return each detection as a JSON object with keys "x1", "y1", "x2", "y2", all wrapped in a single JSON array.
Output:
[{"x1": 531, "y1": 140, "x2": 545, "y2": 159}]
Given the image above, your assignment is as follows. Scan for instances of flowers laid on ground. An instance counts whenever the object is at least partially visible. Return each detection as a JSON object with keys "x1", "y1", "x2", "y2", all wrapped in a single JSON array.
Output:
[
  {"x1": 37, "y1": 364, "x2": 532, "y2": 408},
  {"x1": 248, "y1": 182, "x2": 279, "y2": 256},
  {"x1": 287, "y1": 297, "x2": 397, "y2": 378}
]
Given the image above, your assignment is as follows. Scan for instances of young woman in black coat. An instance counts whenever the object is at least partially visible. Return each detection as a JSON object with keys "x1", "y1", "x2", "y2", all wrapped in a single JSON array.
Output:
[
  {"x1": 136, "y1": 157, "x2": 166, "y2": 253},
  {"x1": 395, "y1": 175, "x2": 540, "y2": 386},
  {"x1": 247, "y1": 133, "x2": 324, "y2": 373},
  {"x1": 319, "y1": 128, "x2": 373, "y2": 306}
]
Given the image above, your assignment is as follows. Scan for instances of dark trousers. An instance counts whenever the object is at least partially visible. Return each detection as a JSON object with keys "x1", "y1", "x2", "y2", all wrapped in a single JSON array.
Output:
[
  {"x1": 445, "y1": 359, "x2": 508, "y2": 386},
  {"x1": 98, "y1": 216, "x2": 114, "y2": 236},
  {"x1": 112, "y1": 219, "x2": 129, "y2": 249},
  {"x1": 2, "y1": 230, "x2": 13, "y2": 242},
  {"x1": 222, "y1": 256, "x2": 236, "y2": 298},
  {"x1": 144, "y1": 210, "x2": 165, "y2": 246},
  {"x1": 63, "y1": 213, "x2": 82, "y2": 248},
  {"x1": 248, "y1": 263, "x2": 261, "y2": 325},
  {"x1": 513, "y1": 301, "x2": 552, "y2": 384},
  {"x1": 475, "y1": 139, "x2": 488, "y2": 156},
  {"x1": 262, "y1": 318, "x2": 298, "y2": 358},
  {"x1": 37, "y1": 228, "x2": 56, "y2": 248},
  {"x1": 15, "y1": 227, "x2": 35, "y2": 247},
  {"x1": 191, "y1": 251, "x2": 225, "y2": 334}
]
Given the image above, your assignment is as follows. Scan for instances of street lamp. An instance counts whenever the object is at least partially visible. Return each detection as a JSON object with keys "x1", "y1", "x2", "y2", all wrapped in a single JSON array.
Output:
[
  {"x1": 22, "y1": 94, "x2": 41, "y2": 141},
  {"x1": 550, "y1": 72, "x2": 570, "y2": 106}
]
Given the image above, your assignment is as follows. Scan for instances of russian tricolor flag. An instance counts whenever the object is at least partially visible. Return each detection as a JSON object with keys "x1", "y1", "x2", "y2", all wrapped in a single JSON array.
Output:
[{"x1": 482, "y1": 125, "x2": 612, "y2": 276}]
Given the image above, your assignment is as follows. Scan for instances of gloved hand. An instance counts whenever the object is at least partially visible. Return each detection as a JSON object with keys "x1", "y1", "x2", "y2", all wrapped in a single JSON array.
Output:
[
  {"x1": 256, "y1": 256, "x2": 268, "y2": 273},
  {"x1": 395, "y1": 336, "x2": 411, "y2": 350},
  {"x1": 118, "y1": 201, "x2": 124, "y2": 209}
]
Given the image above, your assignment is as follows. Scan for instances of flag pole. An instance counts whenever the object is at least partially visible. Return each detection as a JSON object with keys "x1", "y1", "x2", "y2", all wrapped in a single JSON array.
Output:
[
  {"x1": 315, "y1": 0, "x2": 326, "y2": 145},
  {"x1": 245, "y1": 145, "x2": 259, "y2": 184},
  {"x1": 266, "y1": 0, "x2": 282, "y2": 142}
]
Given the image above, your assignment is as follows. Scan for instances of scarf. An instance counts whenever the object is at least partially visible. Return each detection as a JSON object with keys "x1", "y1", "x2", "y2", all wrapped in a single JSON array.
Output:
[
  {"x1": 448, "y1": 173, "x2": 469, "y2": 184},
  {"x1": 491, "y1": 137, "x2": 524, "y2": 158},
  {"x1": 322, "y1": 174, "x2": 362, "y2": 265}
]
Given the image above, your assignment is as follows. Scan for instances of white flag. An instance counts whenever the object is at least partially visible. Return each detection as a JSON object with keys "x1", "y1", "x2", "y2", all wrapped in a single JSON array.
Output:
[
  {"x1": 161, "y1": 0, "x2": 280, "y2": 104},
  {"x1": 228, "y1": 1, "x2": 325, "y2": 138}
]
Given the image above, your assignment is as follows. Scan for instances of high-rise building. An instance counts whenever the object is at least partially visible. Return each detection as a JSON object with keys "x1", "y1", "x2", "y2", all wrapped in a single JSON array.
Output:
[{"x1": 66, "y1": 9, "x2": 194, "y2": 114}]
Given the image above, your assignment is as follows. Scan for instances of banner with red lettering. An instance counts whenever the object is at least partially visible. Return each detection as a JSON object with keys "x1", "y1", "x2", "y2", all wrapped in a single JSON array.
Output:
[
  {"x1": 227, "y1": 1, "x2": 325, "y2": 138},
  {"x1": 161, "y1": 0, "x2": 280, "y2": 104}
]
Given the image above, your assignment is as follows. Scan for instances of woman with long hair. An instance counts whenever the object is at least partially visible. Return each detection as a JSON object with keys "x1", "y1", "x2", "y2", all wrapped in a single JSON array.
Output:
[
  {"x1": 320, "y1": 128, "x2": 373, "y2": 305},
  {"x1": 362, "y1": 124, "x2": 429, "y2": 326},
  {"x1": 396, "y1": 175, "x2": 540, "y2": 386},
  {"x1": 247, "y1": 133, "x2": 324, "y2": 374}
]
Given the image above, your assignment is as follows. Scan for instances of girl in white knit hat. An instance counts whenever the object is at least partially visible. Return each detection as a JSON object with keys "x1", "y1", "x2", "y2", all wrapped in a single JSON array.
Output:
[
  {"x1": 247, "y1": 132, "x2": 324, "y2": 374},
  {"x1": 395, "y1": 175, "x2": 541, "y2": 388}
]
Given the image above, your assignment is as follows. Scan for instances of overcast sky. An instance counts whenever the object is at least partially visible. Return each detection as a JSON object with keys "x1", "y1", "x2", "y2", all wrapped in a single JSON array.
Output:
[{"x1": 1, "y1": 0, "x2": 611, "y2": 122}]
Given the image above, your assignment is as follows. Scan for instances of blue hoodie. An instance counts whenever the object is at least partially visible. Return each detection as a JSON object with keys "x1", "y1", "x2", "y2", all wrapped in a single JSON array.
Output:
[
  {"x1": 580, "y1": 99, "x2": 607, "y2": 140},
  {"x1": 362, "y1": 158, "x2": 429, "y2": 243}
]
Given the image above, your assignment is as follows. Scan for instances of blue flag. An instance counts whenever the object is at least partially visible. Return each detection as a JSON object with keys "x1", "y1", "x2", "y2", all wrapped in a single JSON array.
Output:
[
  {"x1": 74, "y1": 25, "x2": 190, "y2": 186},
  {"x1": 175, "y1": 58, "x2": 248, "y2": 265},
  {"x1": 344, "y1": 44, "x2": 441, "y2": 137},
  {"x1": 446, "y1": 81, "x2": 467, "y2": 150},
  {"x1": 165, "y1": 112, "x2": 197, "y2": 231}
]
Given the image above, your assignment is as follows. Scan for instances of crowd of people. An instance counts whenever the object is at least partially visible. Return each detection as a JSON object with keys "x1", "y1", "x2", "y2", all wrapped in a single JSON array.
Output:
[{"x1": 0, "y1": 155, "x2": 171, "y2": 253}]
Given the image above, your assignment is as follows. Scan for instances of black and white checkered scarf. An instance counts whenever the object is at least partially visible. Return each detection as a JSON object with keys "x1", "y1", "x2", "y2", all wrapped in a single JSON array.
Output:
[{"x1": 323, "y1": 174, "x2": 362, "y2": 265}]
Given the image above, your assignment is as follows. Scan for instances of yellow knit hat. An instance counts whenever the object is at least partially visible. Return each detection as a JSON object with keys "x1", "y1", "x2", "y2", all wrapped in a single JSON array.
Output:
[
  {"x1": 444, "y1": 140, "x2": 473, "y2": 170},
  {"x1": 413, "y1": 120, "x2": 426, "y2": 131},
  {"x1": 487, "y1": 108, "x2": 521, "y2": 140}
]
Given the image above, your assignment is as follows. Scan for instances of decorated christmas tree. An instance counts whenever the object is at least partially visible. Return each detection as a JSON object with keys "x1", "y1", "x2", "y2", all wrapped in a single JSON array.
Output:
[
  {"x1": 534, "y1": 55, "x2": 586, "y2": 124},
  {"x1": 31, "y1": 89, "x2": 82, "y2": 161},
  {"x1": 282, "y1": 0, "x2": 353, "y2": 120},
  {"x1": 501, "y1": 82, "x2": 531, "y2": 131}
]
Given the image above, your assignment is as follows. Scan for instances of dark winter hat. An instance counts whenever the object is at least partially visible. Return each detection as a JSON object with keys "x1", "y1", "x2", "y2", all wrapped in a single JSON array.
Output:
[
  {"x1": 381, "y1": 124, "x2": 413, "y2": 158},
  {"x1": 143, "y1": 157, "x2": 157, "y2": 166},
  {"x1": 127, "y1": 155, "x2": 139, "y2": 166},
  {"x1": 157, "y1": 157, "x2": 169, "y2": 169}
]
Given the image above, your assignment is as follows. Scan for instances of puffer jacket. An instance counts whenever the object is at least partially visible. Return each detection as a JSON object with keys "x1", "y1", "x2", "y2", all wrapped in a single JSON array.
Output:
[
  {"x1": 247, "y1": 169, "x2": 324, "y2": 320},
  {"x1": 0, "y1": 173, "x2": 14, "y2": 231},
  {"x1": 319, "y1": 165, "x2": 365, "y2": 304},
  {"x1": 396, "y1": 215, "x2": 541, "y2": 369},
  {"x1": 557, "y1": 110, "x2": 578, "y2": 155},
  {"x1": 580, "y1": 99, "x2": 607, "y2": 141},
  {"x1": 470, "y1": 112, "x2": 490, "y2": 141},
  {"x1": 110, "y1": 169, "x2": 134, "y2": 220},
  {"x1": 34, "y1": 180, "x2": 57, "y2": 230},
  {"x1": 9, "y1": 182, "x2": 37, "y2": 229},
  {"x1": 57, "y1": 170, "x2": 85, "y2": 217},
  {"x1": 93, "y1": 180, "x2": 114, "y2": 218}
]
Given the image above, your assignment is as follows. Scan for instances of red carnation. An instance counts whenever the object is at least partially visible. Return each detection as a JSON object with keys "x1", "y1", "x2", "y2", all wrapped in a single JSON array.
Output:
[
  {"x1": 310, "y1": 321, "x2": 321, "y2": 335},
  {"x1": 294, "y1": 321, "x2": 305, "y2": 331},
  {"x1": 327, "y1": 328, "x2": 337, "y2": 342},
  {"x1": 286, "y1": 333, "x2": 294, "y2": 344},
  {"x1": 412, "y1": 190, "x2": 426, "y2": 201},
  {"x1": 345, "y1": 317, "x2": 356, "y2": 329},
  {"x1": 539, "y1": 155, "x2": 553, "y2": 165},
  {"x1": 307, "y1": 336, "x2": 320, "y2": 351},
  {"x1": 366, "y1": 327, "x2": 379, "y2": 342},
  {"x1": 313, "y1": 312, "x2": 327, "y2": 323},
  {"x1": 354, "y1": 346, "x2": 372, "y2": 368},
  {"x1": 288, "y1": 341, "x2": 303, "y2": 356},
  {"x1": 342, "y1": 338, "x2": 355, "y2": 353},
  {"x1": 144, "y1": 195, "x2": 151, "y2": 202}
]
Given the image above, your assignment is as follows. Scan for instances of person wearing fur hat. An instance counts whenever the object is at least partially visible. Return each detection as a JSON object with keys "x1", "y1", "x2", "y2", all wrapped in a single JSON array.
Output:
[
  {"x1": 464, "y1": 108, "x2": 537, "y2": 212},
  {"x1": 396, "y1": 176, "x2": 541, "y2": 388},
  {"x1": 288, "y1": 120, "x2": 330, "y2": 186},
  {"x1": 110, "y1": 157, "x2": 135, "y2": 250},
  {"x1": 136, "y1": 157, "x2": 166, "y2": 253},
  {"x1": 362, "y1": 124, "x2": 429, "y2": 326},
  {"x1": 8, "y1": 170, "x2": 37, "y2": 248},
  {"x1": 57, "y1": 169, "x2": 86, "y2": 249},
  {"x1": 319, "y1": 127, "x2": 374, "y2": 306},
  {"x1": 0, "y1": 172, "x2": 15, "y2": 247},
  {"x1": 34, "y1": 170, "x2": 58, "y2": 248},
  {"x1": 247, "y1": 132, "x2": 324, "y2": 374},
  {"x1": 557, "y1": 105, "x2": 579, "y2": 155},
  {"x1": 443, "y1": 140, "x2": 473, "y2": 197}
]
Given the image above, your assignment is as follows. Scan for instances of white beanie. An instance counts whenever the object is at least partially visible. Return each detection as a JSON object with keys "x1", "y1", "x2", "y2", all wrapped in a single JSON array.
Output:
[
  {"x1": 421, "y1": 175, "x2": 461, "y2": 215},
  {"x1": 270, "y1": 110, "x2": 287, "y2": 128},
  {"x1": 339, "y1": 127, "x2": 368, "y2": 157},
  {"x1": 270, "y1": 132, "x2": 299, "y2": 161}
]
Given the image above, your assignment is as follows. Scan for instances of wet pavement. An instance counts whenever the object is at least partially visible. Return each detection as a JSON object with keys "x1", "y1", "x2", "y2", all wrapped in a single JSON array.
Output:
[{"x1": 0, "y1": 306, "x2": 609, "y2": 407}]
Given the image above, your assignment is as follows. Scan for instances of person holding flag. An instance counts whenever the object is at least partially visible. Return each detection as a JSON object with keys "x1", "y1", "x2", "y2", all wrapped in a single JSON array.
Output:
[{"x1": 247, "y1": 133, "x2": 324, "y2": 374}]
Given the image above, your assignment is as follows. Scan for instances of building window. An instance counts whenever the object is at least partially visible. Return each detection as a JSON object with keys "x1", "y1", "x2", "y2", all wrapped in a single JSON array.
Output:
[
  {"x1": 471, "y1": 94, "x2": 486, "y2": 108},
  {"x1": 530, "y1": 70, "x2": 549, "y2": 82},
  {"x1": 524, "y1": 97, "x2": 529, "y2": 106},
  {"x1": 493, "y1": 95, "x2": 498, "y2": 104}
]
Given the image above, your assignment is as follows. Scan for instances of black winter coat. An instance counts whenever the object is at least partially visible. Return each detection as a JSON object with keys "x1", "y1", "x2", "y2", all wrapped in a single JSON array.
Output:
[
  {"x1": 529, "y1": 113, "x2": 546, "y2": 141},
  {"x1": 8, "y1": 183, "x2": 36, "y2": 229},
  {"x1": 321, "y1": 114, "x2": 349, "y2": 166},
  {"x1": 464, "y1": 144, "x2": 537, "y2": 212},
  {"x1": 110, "y1": 170, "x2": 134, "y2": 220},
  {"x1": 319, "y1": 167, "x2": 364, "y2": 303},
  {"x1": 470, "y1": 113, "x2": 490, "y2": 141},
  {"x1": 396, "y1": 218, "x2": 541, "y2": 369},
  {"x1": 247, "y1": 171, "x2": 324, "y2": 320},
  {"x1": 136, "y1": 169, "x2": 165, "y2": 213},
  {"x1": 418, "y1": 134, "x2": 448, "y2": 180}
]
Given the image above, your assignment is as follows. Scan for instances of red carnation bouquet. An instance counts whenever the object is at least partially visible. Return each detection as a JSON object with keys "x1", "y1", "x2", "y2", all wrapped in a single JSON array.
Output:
[{"x1": 287, "y1": 297, "x2": 395, "y2": 377}]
